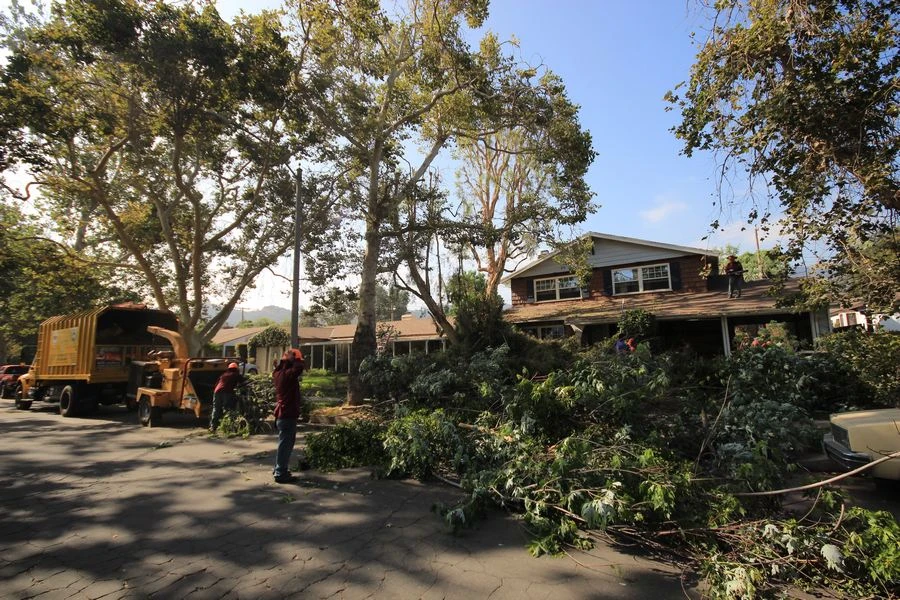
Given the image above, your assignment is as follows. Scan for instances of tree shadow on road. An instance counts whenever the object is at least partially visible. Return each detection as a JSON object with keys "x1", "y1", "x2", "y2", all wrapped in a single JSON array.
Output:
[{"x1": 0, "y1": 408, "x2": 701, "y2": 599}]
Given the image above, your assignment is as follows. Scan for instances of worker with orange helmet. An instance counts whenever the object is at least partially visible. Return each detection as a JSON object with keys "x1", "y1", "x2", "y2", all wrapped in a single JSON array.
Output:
[
  {"x1": 272, "y1": 348, "x2": 305, "y2": 483},
  {"x1": 209, "y1": 361, "x2": 246, "y2": 433}
]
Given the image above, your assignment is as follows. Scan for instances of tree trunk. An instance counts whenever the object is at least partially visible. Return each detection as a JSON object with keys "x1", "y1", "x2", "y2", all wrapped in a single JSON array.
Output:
[
  {"x1": 180, "y1": 324, "x2": 205, "y2": 357},
  {"x1": 404, "y1": 255, "x2": 459, "y2": 346},
  {"x1": 347, "y1": 225, "x2": 381, "y2": 405}
]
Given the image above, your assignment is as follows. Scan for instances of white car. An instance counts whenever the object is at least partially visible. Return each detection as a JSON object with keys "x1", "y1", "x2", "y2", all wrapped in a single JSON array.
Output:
[{"x1": 823, "y1": 408, "x2": 900, "y2": 480}]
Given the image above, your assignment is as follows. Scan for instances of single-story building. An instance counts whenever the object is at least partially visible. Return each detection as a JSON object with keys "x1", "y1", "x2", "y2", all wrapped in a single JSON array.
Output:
[
  {"x1": 211, "y1": 316, "x2": 446, "y2": 374},
  {"x1": 208, "y1": 326, "x2": 267, "y2": 357}
]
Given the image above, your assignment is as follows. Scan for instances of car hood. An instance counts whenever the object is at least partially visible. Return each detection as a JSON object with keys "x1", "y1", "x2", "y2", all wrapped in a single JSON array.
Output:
[{"x1": 830, "y1": 408, "x2": 900, "y2": 427}]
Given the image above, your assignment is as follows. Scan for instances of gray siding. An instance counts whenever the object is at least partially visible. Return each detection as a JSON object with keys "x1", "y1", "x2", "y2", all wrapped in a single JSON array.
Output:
[
  {"x1": 588, "y1": 239, "x2": 691, "y2": 268},
  {"x1": 510, "y1": 236, "x2": 709, "y2": 280}
]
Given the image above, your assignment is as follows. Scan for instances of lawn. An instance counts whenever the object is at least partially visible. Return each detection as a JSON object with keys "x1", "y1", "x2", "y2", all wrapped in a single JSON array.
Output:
[{"x1": 302, "y1": 369, "x2": 347, "y2": 400}]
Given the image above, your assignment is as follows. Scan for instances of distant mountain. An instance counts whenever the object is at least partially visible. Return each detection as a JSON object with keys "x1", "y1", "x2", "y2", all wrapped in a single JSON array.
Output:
[{"x1": 220, "y1": 305, "x2": 292, "y2": 327}]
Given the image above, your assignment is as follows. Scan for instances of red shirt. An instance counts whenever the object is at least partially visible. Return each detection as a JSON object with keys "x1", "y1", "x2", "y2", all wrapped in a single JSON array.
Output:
[
  {"x1": 214, "y1": 369, "x2": 244, "y2": 394},
  {"x1": 273, "y1": 359, "x2": 305, "y2": 419}
]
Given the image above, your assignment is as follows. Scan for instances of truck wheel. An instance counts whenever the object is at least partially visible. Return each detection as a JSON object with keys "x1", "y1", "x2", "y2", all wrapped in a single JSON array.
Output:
[
  {"x1": 0, "y1": 383, "x2": 7, "y2": 399},
  {"x1": 59, "y1": 385, "x2": 79, "y2": 417},
  {"x1": 138, "y1": 395, "x2": 161, "y2": 427},
  {"x1": 14, "y1": 386, "x2": 31, "y2": 410}
]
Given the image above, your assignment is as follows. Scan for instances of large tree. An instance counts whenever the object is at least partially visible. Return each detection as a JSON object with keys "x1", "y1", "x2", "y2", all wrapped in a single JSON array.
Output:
[
  {"x1": 290, "y1": 0, "x2": 524, "y2": 403},
  {"x1": 454, "y1": 74, "x2": 595, "y2": 298},
  {"x1": 668, "y1": 0, "x2": 899, "y2": 311},
  {"x1": 0, "y1": 203, "x2": 137, "y2": 361},
  {"x1": 375, "y1": 281, "x2": 410, "y2": 322},
  {"x1": 0, "y1": 0, "x2": 335, "y2": 352},
  {"x1": 387, "y1": 57, "x2": 594, "y2": 349},
  {"x1": 301, "y1": 282, "x2": 410, "y2": 327}
]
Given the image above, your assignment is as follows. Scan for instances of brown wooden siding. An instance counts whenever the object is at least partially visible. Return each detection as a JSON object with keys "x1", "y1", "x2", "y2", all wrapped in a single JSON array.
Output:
[
  {"x1": 510, "y1": 277, "x2": 530, "y2": 305},
  {"x1": 509, "y1": 254, "x2": 714, "y2": 306}
]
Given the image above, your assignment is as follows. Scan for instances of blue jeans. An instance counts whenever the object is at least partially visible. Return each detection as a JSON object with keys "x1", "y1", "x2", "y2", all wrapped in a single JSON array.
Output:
[
  {"x1": 728, "y1": 275, "x2": 743, "y2": 297},
  {"x1": 209, "y1": 391, "x2": 236, "y2": 431},
  {"x1": 274, "y1": 418, "x2": 298, "y2": 478}
]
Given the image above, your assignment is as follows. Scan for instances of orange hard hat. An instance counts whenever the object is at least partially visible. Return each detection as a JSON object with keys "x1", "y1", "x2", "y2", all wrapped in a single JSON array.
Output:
[
  {"x1": 227, "y1": 362, "x2": 239, "y2": 370},
  {"x1": 285, "y1": 348, "x2": 303, "y2": 361}
]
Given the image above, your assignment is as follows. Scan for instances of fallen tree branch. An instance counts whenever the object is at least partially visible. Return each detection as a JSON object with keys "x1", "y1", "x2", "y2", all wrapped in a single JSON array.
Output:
[{"x1": 433, "y1": 473, "x2": 462, "y2": 489}]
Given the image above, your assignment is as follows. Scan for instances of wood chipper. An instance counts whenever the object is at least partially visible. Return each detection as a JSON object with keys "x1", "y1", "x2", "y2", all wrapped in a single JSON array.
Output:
[{"x1": 130, "y1": 326, "x2": 231, "y2": 427}]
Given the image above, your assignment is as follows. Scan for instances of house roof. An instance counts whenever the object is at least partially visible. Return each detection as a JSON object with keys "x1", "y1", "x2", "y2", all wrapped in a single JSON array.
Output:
[
  {"x1": 500, "y1": 232, "x2": 718, "y2": 284},
  {"x1": 212, "y1": 317, "x2": 446, "y2": 347},
  {"x1": 326, "y1": 316, "x2": 444, "y2": 343},
  {"x1": 504, "y1": 279, "x2": 808, "y2": 325},
  {"x1": 828, "y1": 291, "x2": 900, "y2": 314},
  {"x1": 298, "y1": 327, "x2": 335, "y2": 343},
  {"x1": 210, "y1": 326, "x2": 268, "y2": 346}
]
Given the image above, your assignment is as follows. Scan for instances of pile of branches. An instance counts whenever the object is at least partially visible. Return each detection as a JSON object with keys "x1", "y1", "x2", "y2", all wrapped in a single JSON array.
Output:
[{"x1": 304, "y1": 343, "x2": 899, "y2": 598}]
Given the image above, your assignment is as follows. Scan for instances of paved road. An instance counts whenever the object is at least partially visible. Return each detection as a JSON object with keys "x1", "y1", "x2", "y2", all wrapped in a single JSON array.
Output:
[{"x1": 0, "y1": 404, "x2": 700, "y2": 599}]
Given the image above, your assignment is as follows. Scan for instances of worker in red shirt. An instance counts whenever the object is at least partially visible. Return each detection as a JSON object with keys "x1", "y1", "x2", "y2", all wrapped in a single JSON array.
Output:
[
  {"x1": 272, "y1": 348, "x2": 305, "y2": 483},
  {"x1": 209, "y1": 362, "x2": 245, "y2": 432}
]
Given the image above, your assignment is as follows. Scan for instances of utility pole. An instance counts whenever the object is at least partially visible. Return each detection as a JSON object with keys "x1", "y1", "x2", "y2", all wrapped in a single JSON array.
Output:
[
  {"x1": 754, "y1": 227, "x2": 764, "y2": 279},
  {"x1": 291, "y1": 170, "x2": 302, "y2": 349}
]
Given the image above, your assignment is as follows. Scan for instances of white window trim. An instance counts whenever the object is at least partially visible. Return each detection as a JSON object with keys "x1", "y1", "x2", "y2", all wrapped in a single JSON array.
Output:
[
  {"x1": 612, "y1": 262, "x2": 672, "y2": 296},
  {"x1": 533, "y1": 275, "x2": 581, "y2": 302}
]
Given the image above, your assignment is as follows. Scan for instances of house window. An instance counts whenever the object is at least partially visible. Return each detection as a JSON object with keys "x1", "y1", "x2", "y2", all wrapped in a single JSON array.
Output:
[
  {"x1": 534, "y1": 275, "x2": 581, "y2": 302},
  {"x1": 612, "y1": 263, "x2": 671, "y2": 295},
  {"x1": 523, "y1": 324, "x2": 567, "y2": 339}
]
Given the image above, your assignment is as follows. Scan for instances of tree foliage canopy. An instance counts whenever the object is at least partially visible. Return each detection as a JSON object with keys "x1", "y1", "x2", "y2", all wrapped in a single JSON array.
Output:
[
  {"x1": 289, "y1": 0, "x2": 592, "y2": 402},
  {"x1": 668, "y1": 0, "x2": 899, "y2": 311},
  {"x1": 0, "y1": 0, "x2": 337, "y2": 351},
  {"x1": 0, "y1": 203, "x2": 137, "y2": 360},
  {"x1": 455, "y1": 73, "x2": 596, "y2": 297}
]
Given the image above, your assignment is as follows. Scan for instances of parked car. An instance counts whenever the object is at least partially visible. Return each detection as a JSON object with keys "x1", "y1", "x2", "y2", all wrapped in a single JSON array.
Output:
[
  {"x1": 0, "y1": 364, "x2": 30, "y2": 399},
  {"x1": 222, "y1": 359, "x2": 258, "y2": 376},
  {"x1": 241, "y1": 362, "x2": 259, "y2": 376},
  {"x1": 823, "y1": 408, "x2": 900, "y2": 481}
]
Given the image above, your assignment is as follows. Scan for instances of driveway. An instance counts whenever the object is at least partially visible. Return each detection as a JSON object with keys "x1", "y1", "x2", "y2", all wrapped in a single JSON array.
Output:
[{"x1": 0, "y1": 404, "x2": 699, "y2": 599}]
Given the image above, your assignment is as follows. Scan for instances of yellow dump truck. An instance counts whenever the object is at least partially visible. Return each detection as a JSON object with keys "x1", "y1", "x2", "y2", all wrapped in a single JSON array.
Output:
[
  {"x1": 14, "y1": 304, "x2": 178, "y2": 416},
  {"x1": 130, "y1": 326, "x2": 232, "y2": 427}
]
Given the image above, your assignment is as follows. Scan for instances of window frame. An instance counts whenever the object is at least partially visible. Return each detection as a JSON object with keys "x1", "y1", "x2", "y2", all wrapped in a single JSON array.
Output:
[
  {"x1": 533, "y1": 275, "x2": 582, "y2": 302},
  {"x1": 611, "y1": 262, "x2": 672, "y2": 296},
  {"x1": 522, "y1": 324, "x2": 567, "y2": 340}
]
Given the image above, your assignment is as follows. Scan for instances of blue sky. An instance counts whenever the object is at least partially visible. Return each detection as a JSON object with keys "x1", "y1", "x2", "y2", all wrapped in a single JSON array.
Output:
[
  {"x1": 220, "y1": 1, "x2": 771, "y2": 309},
  {"x1": 470, "y1": 0, "x2": 764, "y2": 251}
]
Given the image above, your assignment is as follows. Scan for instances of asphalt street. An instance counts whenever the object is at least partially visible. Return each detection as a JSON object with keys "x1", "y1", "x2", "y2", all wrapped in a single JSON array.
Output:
[{"x1": 0, "y1": 403, "x2": 700, "y2": 599}]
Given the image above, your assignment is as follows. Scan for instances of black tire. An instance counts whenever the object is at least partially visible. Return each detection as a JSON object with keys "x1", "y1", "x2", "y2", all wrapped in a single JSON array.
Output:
[
  {"x1": 59, "y1": 385, "x2": 78, "y2": 417},
  {"x1": 0, "y1": 383, "x2": 7, "y2": 399},
  {"x1": 138, "y1": 395, "x2": 162, "y2": 427},
  {"x1": 14, "y1": 386, "x2": 31, "y2": 410},
  {"x1": 125, "y1": 397, "x2": 138, "y2": 412}
]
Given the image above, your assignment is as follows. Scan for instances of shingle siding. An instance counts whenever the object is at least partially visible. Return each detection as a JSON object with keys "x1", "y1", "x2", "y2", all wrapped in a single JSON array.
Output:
[
  {"x1": 509, "y1": 253, "x2": 714, "y2": 306},
  {"x1": 510, "y1": 277, "x2": 531, "y2": 305}
]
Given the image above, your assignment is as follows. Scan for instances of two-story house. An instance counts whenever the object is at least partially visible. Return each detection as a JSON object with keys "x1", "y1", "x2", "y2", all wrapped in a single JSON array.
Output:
[{"x1": 502, "y1": 232, "x2": 832, "y2": 355}]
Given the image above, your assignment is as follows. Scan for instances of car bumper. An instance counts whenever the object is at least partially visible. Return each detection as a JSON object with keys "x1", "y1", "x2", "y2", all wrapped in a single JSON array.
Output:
[{"x1": 822, "y1": 433, "x2": 872, "y2": 472}]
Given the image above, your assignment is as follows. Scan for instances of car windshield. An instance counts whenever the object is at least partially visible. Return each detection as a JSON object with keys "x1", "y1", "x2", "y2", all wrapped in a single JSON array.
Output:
[{"x1": 5, "y1": 366, "x2": 28, "y2": 374}]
